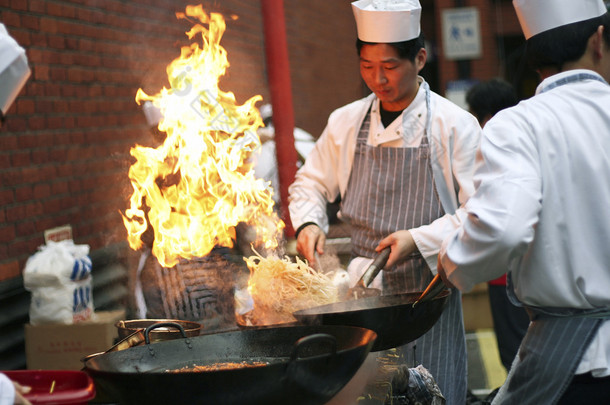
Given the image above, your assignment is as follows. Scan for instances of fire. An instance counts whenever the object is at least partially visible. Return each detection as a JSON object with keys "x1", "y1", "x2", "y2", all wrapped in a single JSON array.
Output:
[{"x1": 122, "y1": 5, "x2": 284, "y2": 268}]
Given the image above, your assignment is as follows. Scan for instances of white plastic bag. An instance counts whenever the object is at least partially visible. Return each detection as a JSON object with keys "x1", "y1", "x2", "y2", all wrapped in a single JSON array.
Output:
[{"x1": 23, "y1": 240, "x2": 94, "y2": 325}]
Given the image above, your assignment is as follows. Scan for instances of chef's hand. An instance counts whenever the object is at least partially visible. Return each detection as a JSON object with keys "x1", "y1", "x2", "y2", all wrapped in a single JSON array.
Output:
[
  {"x1": 13, "y1": 381, "x2": 32, "y2": 405},
  {"x1": 296, "y1": 224, "x2": 326, "y2": 267},
  {"x1": 376, "y1": 230, "x2": 417, "y2": 269},
  {"x1": 436, "y1": 255, "x2": 456, "y2": 289}
]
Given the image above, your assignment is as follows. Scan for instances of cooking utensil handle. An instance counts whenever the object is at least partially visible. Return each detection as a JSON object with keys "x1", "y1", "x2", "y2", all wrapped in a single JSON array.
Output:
[
  {"x1": 144, "y1": 322, "x2": 187, "y2": 344},
  {"x1": 360, "y1": 247, "x2": 391, "y2": 287},
  {"x1": 290, "y1": 333, "x2": 337, "y2": 362},
  {"x1": 413, "y1": 274, "x2": 446, "y2": 307}
]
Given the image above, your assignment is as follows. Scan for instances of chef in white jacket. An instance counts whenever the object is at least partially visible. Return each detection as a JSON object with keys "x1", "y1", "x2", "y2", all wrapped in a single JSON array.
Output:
[
  {"x1": 0, "y1": 23, "x2": 31, "y2": 405},
  {"x1": 288, "y1": 1, "x2": 481, "y2": 403},
  {"x1": 437, "y1": 0, "x2": 610, "y2": 404}
]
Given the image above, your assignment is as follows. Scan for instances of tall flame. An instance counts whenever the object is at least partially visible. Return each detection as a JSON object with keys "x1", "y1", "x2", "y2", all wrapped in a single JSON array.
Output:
[{"x1": 122, "y1": 5, "x2": 284, "y2": 268}]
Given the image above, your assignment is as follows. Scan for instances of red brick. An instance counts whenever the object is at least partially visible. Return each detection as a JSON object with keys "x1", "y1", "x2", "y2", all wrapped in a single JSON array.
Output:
[
  {"x1": 8, "y1": 238, "x2": 41, "y2": 259},
  {"x1": 10, "y1": 151, "x2": 30, "y2": 167},
  {"x1": 0, "y1": 154, "x2": 9, "y2": 169},
  {"x1": 0, "y1": 134, "x2": 18, "y2": 150},
  {"x1": 39, "y1": 17, "x2": 58, "y2": 33},
  {"x1": 0, "y1": 260, "x2": 20, "y2": 282},
  {"x1": 51, "y1": 181, "x2": 69, "y2": 195},
  {"x1": 33, "y1": 183, "x2": 51, "y2": 199},
  {"x1": 27, "y1": 116, "x2": 46, "y2": 131},
  {"x1": 15, "y1": 186, "x2": 33, "y2": 202},
  {"x1": 16, "y1": 221, "x2": 36, "y2": 238},
  {"x1": 4, "y1": 206, "x2": 25, "y2": 224},
  {"x1": 10, "y1": 30, "x2": 31, "y2": 46},
  {"x1": 47, "y1": 2, "x2": 76, "y2": 19},
  {"x1": 0, "y1": 11, "x2": 20, "y2": 27},
  {"x1": 28, "y1": 0, "x2": 46, "y2": 13},
  {"x1": 16, "y1": 99, "x2": 35, "y2": 114},
  {"x1": 25, "y1": 201, "x2": 44, "y2": 217},
  {"x1": 49, "y1": 66, "x2": 67, "y2": 82},
  {"x1": 9, "y1": 0, "x2": 26, "y2": 11},
  {"x1": 30, "y1": 32, "x2": 47, "y2": 46},
  {"x1": 0, "y1": 189, "x2": 14, "y2": 205},
  {"x1": 48, "y1": 35, "x2": 66, "y2": 50},
  {"x1": 31, "y1": 149, "x2": 50, "y2": 164},
  {"x1": 20, "y1": 14, "x2": 40, "y2": 30}
]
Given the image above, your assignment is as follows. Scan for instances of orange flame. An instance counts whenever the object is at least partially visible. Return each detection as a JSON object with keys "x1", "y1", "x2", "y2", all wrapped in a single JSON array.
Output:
[{"x1": 122, "y1": 5, "x2": 284, "y2": 268}]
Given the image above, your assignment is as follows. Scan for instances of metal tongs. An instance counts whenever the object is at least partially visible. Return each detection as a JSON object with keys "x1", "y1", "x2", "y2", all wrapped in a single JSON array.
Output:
[
  {"x1": 412, "y1": 273, "x2": 447, "y2": 307},
  {"x1": 345, "y1": 247, "x2": 391, "y2": 300}
]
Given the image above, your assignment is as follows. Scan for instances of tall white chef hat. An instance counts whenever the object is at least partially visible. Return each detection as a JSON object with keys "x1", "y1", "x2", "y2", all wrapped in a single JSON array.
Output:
[
  {"x1": 352, "y1": 0, "x2": 422, "y2": 43},
  {"x1": 513, "y1": 0, "x2": 608, "y2": 40},
  {"x1": 0, "y1": 23, "x2": 31, "y2": 115}
]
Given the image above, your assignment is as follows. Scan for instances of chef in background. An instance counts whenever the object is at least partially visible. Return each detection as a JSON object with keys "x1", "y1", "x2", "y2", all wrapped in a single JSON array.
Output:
[
  {"x1": 252, "y1": 103, "x2": 315, "y2": 205},
  {"x1": 0, "y1": 22, "x2": 32, "y2": 405},
  {"x1": 437, "y1": 0, "x2": 610, "y2": 403},
  {"x1": 289, "y1": 1, "x2": 482, "y2": 402}
]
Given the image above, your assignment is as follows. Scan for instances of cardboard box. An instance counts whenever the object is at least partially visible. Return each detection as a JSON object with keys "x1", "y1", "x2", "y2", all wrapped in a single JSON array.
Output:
[{"x1": 25, "y1": 309, "x2": 125, "y2": 370}]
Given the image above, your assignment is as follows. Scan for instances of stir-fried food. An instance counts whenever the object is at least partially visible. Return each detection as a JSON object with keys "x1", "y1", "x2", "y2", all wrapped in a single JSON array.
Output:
[{"x1": 244, "y1": 251, "x2": 339, "y2": 324}]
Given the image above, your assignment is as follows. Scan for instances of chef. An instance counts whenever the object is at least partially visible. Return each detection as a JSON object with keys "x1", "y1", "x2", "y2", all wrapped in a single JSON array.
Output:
[
  {"x1": 437, "y1": 0, "x2": 610, "y2": 403},
  {"x1": 0, "y1": 22, "x2": 31, "y2": 405},
  {"x1": 288, "y1": 1, "x2": 481, "y2": 402}
]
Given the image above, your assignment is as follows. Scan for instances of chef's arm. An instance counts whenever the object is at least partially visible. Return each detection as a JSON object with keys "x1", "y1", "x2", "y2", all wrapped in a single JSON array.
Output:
[
  {"x1": 439, "y1": 116, "x2": 542, "y2": 291},
  {"x1": 376, "y1": 208, "x2": 467, "y2": 271},
  {"x1": 288, "y1": 122, "x2": 342, "y2": 265}
]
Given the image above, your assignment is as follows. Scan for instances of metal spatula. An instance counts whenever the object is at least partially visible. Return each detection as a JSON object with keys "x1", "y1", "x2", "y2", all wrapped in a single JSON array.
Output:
[{"x1": 344, "y1": 247, "x2": 391, "y2": 300}]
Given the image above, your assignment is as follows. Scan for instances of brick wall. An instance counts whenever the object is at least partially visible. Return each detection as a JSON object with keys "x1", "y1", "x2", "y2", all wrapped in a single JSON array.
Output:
[{"x1": 0, "y1": 0, "x2": 362, "y2": 283}]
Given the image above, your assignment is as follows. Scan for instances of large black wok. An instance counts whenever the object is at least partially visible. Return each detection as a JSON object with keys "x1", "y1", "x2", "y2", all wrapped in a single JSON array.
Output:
[
  {"x1": 293, "y1": 290, "x2": 450, "y2": 352},
  {"x1": 83, "y1": 323, "x2": 376, "y2": 405}
]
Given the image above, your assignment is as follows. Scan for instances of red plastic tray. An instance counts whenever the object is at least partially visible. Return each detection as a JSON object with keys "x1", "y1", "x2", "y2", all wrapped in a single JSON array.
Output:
[{"x1": 3, "y1": 370, "x2": 96, "y2": 405}]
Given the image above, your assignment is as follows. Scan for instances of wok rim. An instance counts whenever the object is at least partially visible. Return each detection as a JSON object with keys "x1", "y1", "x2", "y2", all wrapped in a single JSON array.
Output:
[
  {"x1": 293, "y1": 289, "x2": 451, "y2": 317},
  {"x1": 84, "y1": 324, "x2": 378, "y2": 374}
]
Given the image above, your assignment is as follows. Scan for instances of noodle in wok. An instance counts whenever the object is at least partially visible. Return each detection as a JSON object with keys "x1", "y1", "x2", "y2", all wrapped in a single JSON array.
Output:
[{"x1": 244, "y1": 251, "x2": 339, "y2": 324}]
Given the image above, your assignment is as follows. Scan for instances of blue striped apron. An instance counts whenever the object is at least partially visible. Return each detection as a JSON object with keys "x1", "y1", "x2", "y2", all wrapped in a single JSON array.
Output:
[
  {"x1": 493, "y1": 72, "x2": 610, "y2": 405},
  {"x1": 341, "y1": 83, "x2": 467, "y2": 404}
]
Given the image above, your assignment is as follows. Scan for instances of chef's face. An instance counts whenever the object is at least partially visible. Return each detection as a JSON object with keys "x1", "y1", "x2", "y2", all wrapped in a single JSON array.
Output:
[{"x1": 359, "y1": 43, "x2": 426, "y2": 112}]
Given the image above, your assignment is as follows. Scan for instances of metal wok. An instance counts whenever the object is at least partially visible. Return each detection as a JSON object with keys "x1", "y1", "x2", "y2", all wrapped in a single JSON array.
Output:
[
  {"x1": 83, "y1": 322, "x2": 376, "y2": 405},
  {"x1": 293, "y1": 290, "x2": 450, "y2": 351}
]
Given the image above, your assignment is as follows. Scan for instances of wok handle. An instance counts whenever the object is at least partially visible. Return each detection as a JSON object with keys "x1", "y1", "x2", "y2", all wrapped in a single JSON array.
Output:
[
  {"x1": 290, "y1": 333, "x2": 337, "y2": 362},
  {"x1": 144, "y1": 322, "x2": 187, "y2": 345},
  {"x1": 413, "y1": 274, "x2": 446, "y2": 307},
  {"x1": 359, "y1": 247, "x2": 391, "y2": 287}
]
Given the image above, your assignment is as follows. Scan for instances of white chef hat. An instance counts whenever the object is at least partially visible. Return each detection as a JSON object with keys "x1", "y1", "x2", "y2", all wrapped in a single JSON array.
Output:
[
  {"x1": 0, "y1": 23, "x2": 31, "y2": 115},
  {"x1": 352, "y1": 0, "x2": 422, "y2": 43},
  {"x1": 513, "y1": 0, "x2": 608, "y2": 40}
]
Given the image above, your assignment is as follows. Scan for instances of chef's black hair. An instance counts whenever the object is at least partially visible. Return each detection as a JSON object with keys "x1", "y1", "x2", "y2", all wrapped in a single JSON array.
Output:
[
  {"x1": 526, "y1": 12, "x2": 610, "y2": 71},
  {"x1": 356, "y1": 31, "x2": 426, "y2": 62}
]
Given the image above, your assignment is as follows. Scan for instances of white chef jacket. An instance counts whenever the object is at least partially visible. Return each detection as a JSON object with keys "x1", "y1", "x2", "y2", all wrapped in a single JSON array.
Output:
[
  {"x1": 0, "y1": 373, "x2": 15, "y2": 405},
  {"x1": 289, "y1": 77, "x2": 481, "y2": 272},
  {"x1": 440, "y1": 69, "x2": 610, "y2": 376}
]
